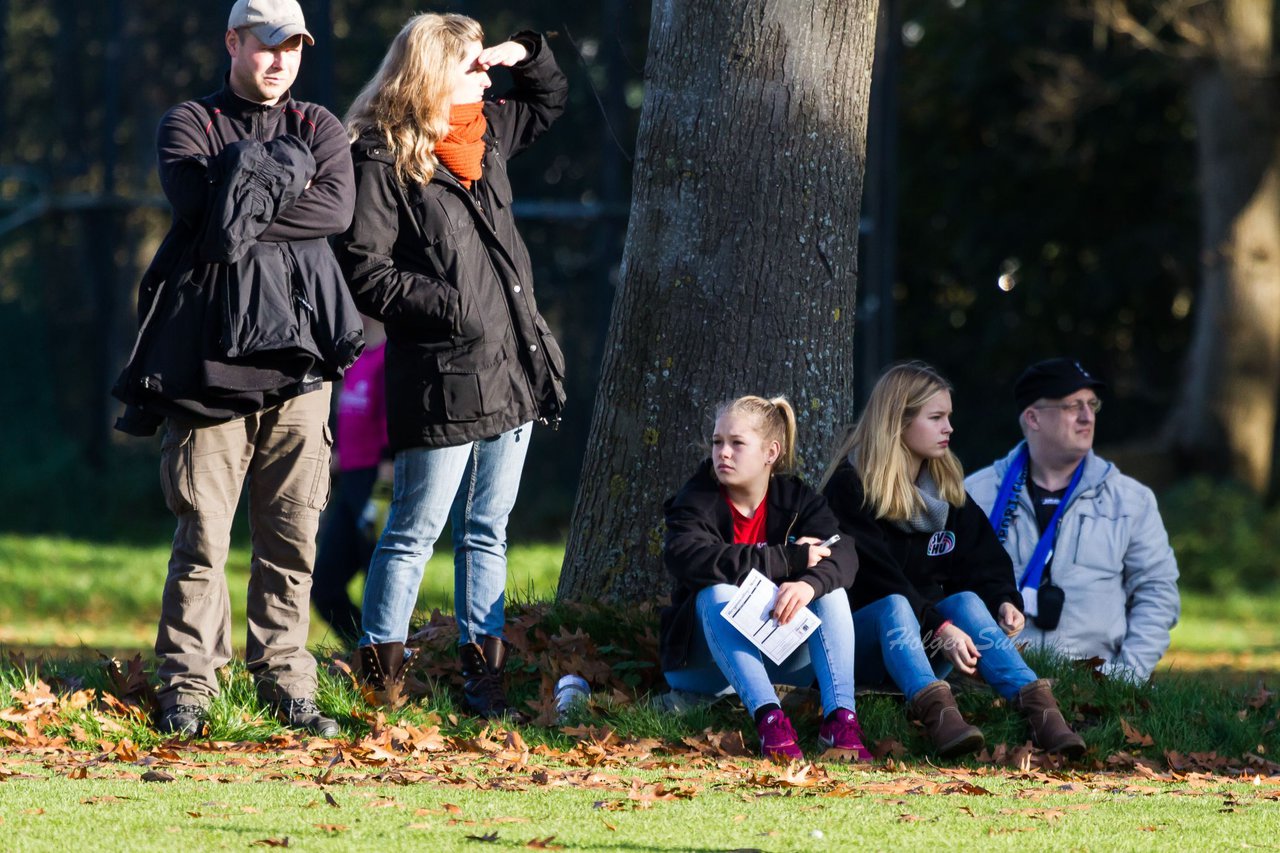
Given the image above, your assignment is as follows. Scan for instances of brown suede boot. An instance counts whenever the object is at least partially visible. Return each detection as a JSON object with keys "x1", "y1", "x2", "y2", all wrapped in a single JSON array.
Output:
[
  {"x1": 908, "y1": 681, "x2": 985, "y2": 756},
  {"x1": 354, "y1": 642, "x2": 414, "y2": 709},
  {"x1": 459, "y1": 635, "x2": 527, "y2": 722},
  {"x1": 1013, "y1": 679, "x2": 1086, "y2": 756}
]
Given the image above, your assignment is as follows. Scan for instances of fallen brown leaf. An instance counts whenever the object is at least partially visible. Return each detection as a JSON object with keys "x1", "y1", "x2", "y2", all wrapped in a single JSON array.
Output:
[
  {"x1": 141, "y1": 769, "x2": 176, "y2": 783},
  {"x1": 1121, "y1": 719, "x2": 1155, "y2": 748},
  {"x1": 315, "y1": 824, "x2": 348, "y2": 833},
  {"x1": 942, "y1": 781, "x2": 993, "y2": 796},
  {"x1": 526, "y1": 837, "x2": 564, "y2": 850},
  {"x1": 998, "y1": 807, "x2": 1067, "y2": 822},
  {"x1": 1246, "y1": 685, "x2": 1275, "y2": 710},
  {"x1": 251, "y1": 839, "x2": 290, "y2": 848},
  {"x1": 872, "y1": 738, "x2": 907, "y2": 760}
]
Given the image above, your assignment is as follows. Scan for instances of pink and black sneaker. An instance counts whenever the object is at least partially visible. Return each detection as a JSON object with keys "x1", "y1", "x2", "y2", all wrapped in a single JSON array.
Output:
[
  {"x1": 756, "y1": 709, "x2": 804, "y2": 762},
  {"x1": 818, "y1": 708, "x2": 873, "y2": 761}
]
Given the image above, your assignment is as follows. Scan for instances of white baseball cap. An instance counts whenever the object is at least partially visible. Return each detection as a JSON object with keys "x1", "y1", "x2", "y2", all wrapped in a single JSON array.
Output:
[{"x1": 227, "y1": 0, "x2": 315, "y2": 47}]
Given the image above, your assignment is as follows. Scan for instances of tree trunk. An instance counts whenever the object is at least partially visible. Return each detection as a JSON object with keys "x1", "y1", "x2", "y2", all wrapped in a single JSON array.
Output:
[
  {"x1": 1166, "y1": 2, "x2": 1280, "y2": 493},
  {"x1": 557, "y1": 0, "x2": 880, "y2": 603}
]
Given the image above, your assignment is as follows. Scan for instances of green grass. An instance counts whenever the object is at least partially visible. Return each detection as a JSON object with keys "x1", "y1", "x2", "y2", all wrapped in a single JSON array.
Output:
[
  {"x1": 0, "y1": 763, "x2": 1274, "y2": 852},
  {"x1": 4, "y1": 532, "x2": 1280, "y2": 688},
  {"x1": 4, "y1": 533, "x2": 1280, "y2": 848},
  {"x1": 0, "y1": 534, "x2": 563, "y2": 653}
]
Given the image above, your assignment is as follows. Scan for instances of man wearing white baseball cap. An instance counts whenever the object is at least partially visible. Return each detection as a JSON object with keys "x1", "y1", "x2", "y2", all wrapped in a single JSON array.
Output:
[
  {"x1": 228, "y1": 0, "x2": 315, "y2": 49},
  {"x1": 114, "y1": 0, "x2": 360, "y2": 737}
]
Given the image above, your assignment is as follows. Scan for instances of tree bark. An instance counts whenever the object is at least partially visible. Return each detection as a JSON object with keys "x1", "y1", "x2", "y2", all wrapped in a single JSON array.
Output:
[
  {"x1": 1165, "y1": 1, "x2": 1280, "y2": 493},
  {"x1": 1168, "y1": 69, "x2": 1280, "y2": 491},
  {"x1": 557, "y1": 0, "x2": 880, "y2": 603}
]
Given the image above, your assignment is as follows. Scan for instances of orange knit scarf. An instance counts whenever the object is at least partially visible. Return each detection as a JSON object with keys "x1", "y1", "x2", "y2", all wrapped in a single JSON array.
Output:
[{"x1": 435, "y1": 102, "x2": 486, "y2": 188}]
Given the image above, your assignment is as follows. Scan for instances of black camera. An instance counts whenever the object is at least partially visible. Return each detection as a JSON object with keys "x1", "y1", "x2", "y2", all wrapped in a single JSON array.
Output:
[{"x1": 1033, "y1": 583, "x2": 1065, "y2": 630}]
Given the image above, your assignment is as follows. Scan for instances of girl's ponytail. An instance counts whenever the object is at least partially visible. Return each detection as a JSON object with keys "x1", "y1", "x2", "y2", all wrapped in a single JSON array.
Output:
[{"x1": 767, "y1": 396, "x2": 797, "y2": 475}]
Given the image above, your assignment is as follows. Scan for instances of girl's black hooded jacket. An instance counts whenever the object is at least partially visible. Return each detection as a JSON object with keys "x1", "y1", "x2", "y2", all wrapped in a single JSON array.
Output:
[
  {"x1": 660, "y1": 459, "x2": 858, "y2": 672},
  {"x1": 823, "y1": 460, "x2": 1021, "y2": 639}
]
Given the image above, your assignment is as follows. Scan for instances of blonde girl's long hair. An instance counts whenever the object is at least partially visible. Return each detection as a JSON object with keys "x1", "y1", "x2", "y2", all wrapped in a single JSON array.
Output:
[
  {"x1": 345, "y1": 13, "x2": 483, "y2": 186},
  {"x1": 714, "y1": 396, "x2": 799, "y2": 476},
  {"x1": 822, "y1": 362, "x2": 966, "y2": 520}
]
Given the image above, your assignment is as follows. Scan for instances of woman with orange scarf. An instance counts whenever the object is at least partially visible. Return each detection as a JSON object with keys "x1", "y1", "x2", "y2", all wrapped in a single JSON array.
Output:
[{"x1": 336, "y1": 14, "x2": 568, "y2": 718}]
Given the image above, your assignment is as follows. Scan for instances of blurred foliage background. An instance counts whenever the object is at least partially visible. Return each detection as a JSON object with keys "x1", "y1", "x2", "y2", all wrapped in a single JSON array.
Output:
[{"x1": 0, "y1": 0, "x2": 1268, "y2": 593}]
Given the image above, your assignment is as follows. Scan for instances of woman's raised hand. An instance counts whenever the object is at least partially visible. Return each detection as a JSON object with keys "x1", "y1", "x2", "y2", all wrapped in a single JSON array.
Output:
[
  {"x1": 477, "y1": 41, "x2": 529, "y2": 70},
  {"x1": 936, "y1": 623, "x2": 981, "y2": 675}
]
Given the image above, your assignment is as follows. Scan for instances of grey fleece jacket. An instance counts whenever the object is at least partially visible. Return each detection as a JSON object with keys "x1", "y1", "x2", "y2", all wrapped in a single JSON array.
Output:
[{"x1": 966, "y1": 444, "x2": 1180, "y2": 682}]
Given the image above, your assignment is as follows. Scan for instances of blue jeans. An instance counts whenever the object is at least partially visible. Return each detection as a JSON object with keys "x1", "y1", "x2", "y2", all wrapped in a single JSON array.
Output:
[
  {"x1": 663, "y1": 584, "x2": 858, "y2": 717},
  {"x1": 311, "y1": 466, "x2": 377, "y2": 645},
  {"x1": 360, "y1": 424, "x2": 531, "y2": 646},
  {"x1": 853, "y1": 591, "x2": 1037, "y2": 701}
]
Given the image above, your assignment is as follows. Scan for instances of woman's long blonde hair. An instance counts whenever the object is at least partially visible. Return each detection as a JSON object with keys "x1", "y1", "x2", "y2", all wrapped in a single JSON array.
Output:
[
  {"x1": 345, "y1": 13, "x2": 483, "y2": 186},
  {"x1": 714, "y1": 396, "x2": 799, "y2": 475},
  {"x1": 822, "y1": 362, "x2": 966, "y2": 520}
]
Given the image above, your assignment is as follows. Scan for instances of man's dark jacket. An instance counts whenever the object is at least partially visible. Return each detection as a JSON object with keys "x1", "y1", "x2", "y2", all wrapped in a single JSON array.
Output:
[
  {"x1": 823, "y1": 461, "x2": 1022, "y2": 640},
  {"x1": 660, "y1": 460, "x2": 859, "y2": 673},
  {"x1": 334, "y1": 33, "x2": 567, "y2": 451},
  {"x1": 113, "y1": 81, "x2": 361, "y2": 433}
]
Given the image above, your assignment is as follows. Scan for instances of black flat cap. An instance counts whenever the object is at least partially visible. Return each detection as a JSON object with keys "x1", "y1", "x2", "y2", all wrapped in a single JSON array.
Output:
[{"x1": 1014, "y1": 357, "x2": 1105, "y2": 411}]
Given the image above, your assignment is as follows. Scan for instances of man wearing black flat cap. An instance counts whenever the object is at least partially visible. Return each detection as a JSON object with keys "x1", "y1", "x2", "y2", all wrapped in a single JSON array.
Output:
[{"x1": 966, "y1": 358, "x2": 1180, "y2": 683}]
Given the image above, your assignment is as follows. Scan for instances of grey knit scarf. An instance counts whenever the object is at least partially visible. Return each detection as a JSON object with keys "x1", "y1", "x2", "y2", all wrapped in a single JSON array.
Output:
[{"x1": 891, "y1": 467, "x2": 950, "y2": 534}]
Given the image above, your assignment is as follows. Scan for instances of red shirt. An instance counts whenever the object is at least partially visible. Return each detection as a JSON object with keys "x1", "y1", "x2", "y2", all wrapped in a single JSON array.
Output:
[{"x1": 726, "y1": 490, "x2": 768, "y2": 545}]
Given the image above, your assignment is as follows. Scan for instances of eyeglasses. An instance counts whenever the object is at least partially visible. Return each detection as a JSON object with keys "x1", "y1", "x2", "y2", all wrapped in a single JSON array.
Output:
[{"x1": 1034, "y1": 398, "x2": 1102, "y2": 416}]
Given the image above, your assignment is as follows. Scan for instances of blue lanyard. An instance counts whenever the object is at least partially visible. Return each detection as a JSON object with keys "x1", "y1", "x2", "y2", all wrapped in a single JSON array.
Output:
[
  {"x1": 987, "y1": 445, "x2": 1085, "y2": 591},
  {"x1": 988, "y1": 445, "x2": 1028, "y2": 543}
]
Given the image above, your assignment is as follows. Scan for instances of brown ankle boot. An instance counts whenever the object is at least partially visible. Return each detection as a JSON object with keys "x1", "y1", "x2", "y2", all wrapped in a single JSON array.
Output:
[
  {"x1": 908, "y1": 681, "x2": 985, "y2": 756},
  {"x1": 1013, "y1": 679, "x2": 1086, "y2": 756},
  {"x1": 354, "y1": 642, "x2": 414, "y2": 709},
  {"x1": 459, "y1": 635, "x2": 526, "y2": 722}
]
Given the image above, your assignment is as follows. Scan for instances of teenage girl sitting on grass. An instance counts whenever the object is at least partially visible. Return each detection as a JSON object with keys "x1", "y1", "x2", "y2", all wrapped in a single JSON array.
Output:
[
  {"x1": 659, "y1": 395, "x2": 872, "y2": 762},
  {"x1": 821, "y1": 363, "x2": 1085, "y2": 757}
]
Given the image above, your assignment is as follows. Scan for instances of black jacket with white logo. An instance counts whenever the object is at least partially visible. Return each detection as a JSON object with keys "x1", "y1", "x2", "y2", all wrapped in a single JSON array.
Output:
[{"x1": 823, "y1": 461, "x2": 1021, "y2": 639}]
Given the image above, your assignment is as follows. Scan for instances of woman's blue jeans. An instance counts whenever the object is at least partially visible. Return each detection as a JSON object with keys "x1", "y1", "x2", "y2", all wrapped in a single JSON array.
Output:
[
  {"x1": 663, "y1": 584, "x2": 858, "y2": 717},
  {"x1": 360, "y1": 423, "x2": 531, "y2": 647},
  {"x1": 853, "y1": 591, "x2": 1037, "y2": 701}
]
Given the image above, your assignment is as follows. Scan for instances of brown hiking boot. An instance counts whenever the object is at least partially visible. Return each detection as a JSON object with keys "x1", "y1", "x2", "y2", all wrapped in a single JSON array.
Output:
[
  {"x1": 459, "y1": 635, "x2": 526, "y2": 722},
  {"x1": 1013, "y1": 679, "x2": 1086, "y2": 757},
  {"x1": 354, "y1": 642, "x2": 414, "y2": 709},
  {"x1": 908, "y1": 681, "x2": 985, "y2": 756}
]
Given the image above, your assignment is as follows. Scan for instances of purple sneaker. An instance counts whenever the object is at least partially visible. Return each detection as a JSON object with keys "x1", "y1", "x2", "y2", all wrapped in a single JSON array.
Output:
[
  {"x1": 818, "y1": 708, "x2": 873, "y2": 761},
  {"x1": 756, "y1": 709, "x2": 804, "y2": 762}
]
